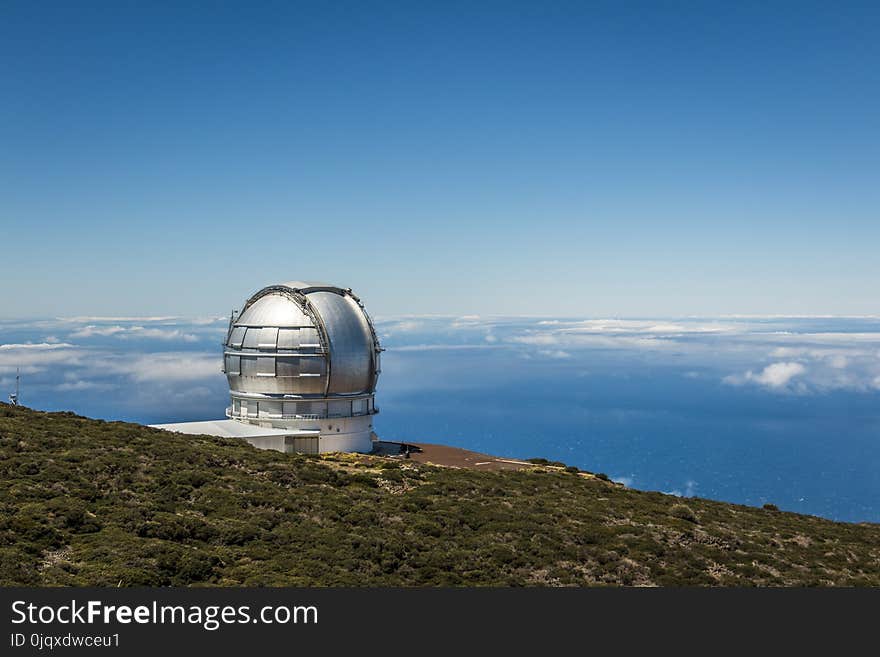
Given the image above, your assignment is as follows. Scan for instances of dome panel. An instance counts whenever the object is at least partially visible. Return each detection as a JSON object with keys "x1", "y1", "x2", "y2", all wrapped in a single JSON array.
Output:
[
  {"x1": 235, "y1": 293, "x2": 313, "y2": 328},
  {"x1": 308, "y1": 291, "x2": 375, "y2": 395}
]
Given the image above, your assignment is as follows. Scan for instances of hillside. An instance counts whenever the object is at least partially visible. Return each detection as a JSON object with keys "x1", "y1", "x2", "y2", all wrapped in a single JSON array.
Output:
[{"x1": 1, "y1": 404, "x2": 878, "y2": 586}]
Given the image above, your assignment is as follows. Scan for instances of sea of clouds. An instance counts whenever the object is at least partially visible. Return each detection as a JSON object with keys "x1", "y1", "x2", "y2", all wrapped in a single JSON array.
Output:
[
  {"x1": 3, "y1": 313, "x2": 880, "y2": 421},
  {"x1": 377, "y1": 314, "x2": 880, "y2": 392}
]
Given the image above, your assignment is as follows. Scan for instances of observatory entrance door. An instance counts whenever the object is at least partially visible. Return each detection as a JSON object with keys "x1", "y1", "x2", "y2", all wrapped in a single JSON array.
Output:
[{"x1": 290, "y1": 436, "x2": 320, "y2": 455}]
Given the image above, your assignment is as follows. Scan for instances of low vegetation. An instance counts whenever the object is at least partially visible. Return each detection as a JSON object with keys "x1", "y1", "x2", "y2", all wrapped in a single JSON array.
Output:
[{"x1": 1, "y1": 404, "x2": 878, "y2": 586}]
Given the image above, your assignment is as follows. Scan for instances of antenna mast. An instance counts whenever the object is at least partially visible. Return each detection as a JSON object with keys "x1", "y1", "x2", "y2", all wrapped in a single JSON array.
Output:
[{"x1": 9, "y1": 367, "x2": 19, "y2": 406}]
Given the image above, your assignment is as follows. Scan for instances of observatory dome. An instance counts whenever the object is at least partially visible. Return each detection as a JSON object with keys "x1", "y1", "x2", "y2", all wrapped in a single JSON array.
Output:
[{"x1": 222, "y1": 281, "x2": 381, "y2": 453}]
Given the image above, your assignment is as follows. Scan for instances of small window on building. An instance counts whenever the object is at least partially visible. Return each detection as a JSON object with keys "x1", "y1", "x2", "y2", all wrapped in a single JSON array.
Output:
[{"x1": 225, "y1": 355, "x2": 241, "y2": 375}]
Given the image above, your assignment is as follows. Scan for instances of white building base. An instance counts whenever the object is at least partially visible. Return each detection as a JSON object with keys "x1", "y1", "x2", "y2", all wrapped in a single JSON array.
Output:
[{"x1": 150, "y1": 415, "x2": 375, "y2": 455}]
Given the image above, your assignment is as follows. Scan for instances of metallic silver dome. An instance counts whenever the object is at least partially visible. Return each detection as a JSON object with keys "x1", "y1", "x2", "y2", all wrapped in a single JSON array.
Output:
[{"x1": 222, "y1": 282, "x2": 381, "y2": 422}]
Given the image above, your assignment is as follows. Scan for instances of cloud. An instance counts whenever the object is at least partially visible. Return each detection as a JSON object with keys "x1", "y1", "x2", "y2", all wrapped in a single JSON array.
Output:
[
  {"x1": 498, "y1": 318, "x2": 748, "y2": 354},
  {"x1": 4, "y1": 314, "x2": 879, "y2": 419},
  {"x1": 552, "y1": 319, "x2": 738, "y2": 335},
  {"x1": 538, "y1": 349, "x2": 572, "y2": 359},
  {"x1": 509, "y1": 334, "x2": 559, "y2": 346},
  {"x1": 450, "y1": 315, "x2": 485, "y2": 329},
  {"x1": 61, "y1": 316, "x2": 179, "y2": 323},
  {"x1": 392, "y1": 344, "x2": 502, "y2": 352},
  {"x1": 190, "y1": 316, "x2": 228, "y2": 325},
  {"x1": 0, "y1": 342, "x2": 75, "y2": 350},
  {"x1": 69, "y1": 325, "x2": 198, "y2": 342},
  {"x1": 55, "y1": 380, "x2": 115, "y2": 391},
  {"x1": 379, "y1": 320, "x2": 425, "y2": 338},
  {"x1": 751, "y1": 362, "x2": 806, "y2": 387},
  {"x1": 123, "y1": 327, "x2": 198, "y2": 342},
  {"x1": 125, "y1": 353, "x2": 222, "y2": 382},
  {"x1": 722, "y1": 328, "x2": 880, "y2": 393},
  {"x1": 724, "y1": 362, "x2": 806, "y2": 389},
  {"x1": 665, "y1": 480, "x2": 698, "y2": 497},
  {"x1": 0, "y1": 343, "x2": 84, "y2": 374},
  {"x1": 770, "y1": 332, "x2": 880, "y2": 344},
  {"x1": 70, "y1": 325, "x2": 127, "y2": 338},
  {"x1": 769, "y1": 346, "x2": 866, "y2": 359},
  {"x1": 719, "y1": 314, "x2": 880, "y2": 319},
  {"x1": 509, "y1": 332, "x2": 679, "y2": 351}
]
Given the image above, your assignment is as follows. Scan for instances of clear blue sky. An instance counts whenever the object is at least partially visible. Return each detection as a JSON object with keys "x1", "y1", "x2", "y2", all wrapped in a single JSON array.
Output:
[{"x1": 2, "y1": 1, "x2": 877, "y2": 317}]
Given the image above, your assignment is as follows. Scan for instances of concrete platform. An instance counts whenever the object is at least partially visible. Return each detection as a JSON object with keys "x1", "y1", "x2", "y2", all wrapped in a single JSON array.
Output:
[
  {"x1": 150, "y1": 419, "x2": 321, "y2": 454},
  {"x1": 151, "y1": 419, "x2": 308, "y2": 438}
]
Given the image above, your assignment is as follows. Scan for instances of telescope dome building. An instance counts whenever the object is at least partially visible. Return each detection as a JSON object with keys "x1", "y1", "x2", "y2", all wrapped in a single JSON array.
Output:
[{"x1": 153, "y1": 281, "x2": 382, "y2": 454}]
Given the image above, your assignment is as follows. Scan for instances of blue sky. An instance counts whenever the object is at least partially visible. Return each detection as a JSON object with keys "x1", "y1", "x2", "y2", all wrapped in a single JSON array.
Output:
[{"x1": 2, "y1": 2, "x2": 878, "y2": 317}]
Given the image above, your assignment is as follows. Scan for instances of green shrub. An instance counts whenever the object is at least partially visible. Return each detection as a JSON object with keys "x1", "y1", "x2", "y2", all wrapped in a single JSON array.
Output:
[
  {"x1": 344, "y1": 473, "x2": 379, "y2": 488},
  {"x1": 669, "y1": 503, "x2": 699, "y2": 523},
  {"x1": 527, "y1": 457, "x2": 566, "y2": 467},
  {"x1": 763, "y1": 503, "x2": 779, "y2": 511},
  {"x1": 380, "y1": 470, "x2": 404, "y2": 483}
]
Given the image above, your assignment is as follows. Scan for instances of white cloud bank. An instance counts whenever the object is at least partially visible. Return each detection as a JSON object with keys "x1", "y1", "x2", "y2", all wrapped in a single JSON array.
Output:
[
  {"x1": 4, "y1": 315, "x2": 880, "y2": 403},
  {"x1": 55, "y1": 380, "x2": 115, "y2": 391},
  {"x1": 0, "y1": 343, "x2": 84, "y2": 374},
  {"x1": 724, "y1": 362, "x2": 807, "y2": 389},
  {"x1": 537, "y1": 349, "x2": 572, "y2": 359},
  {"x1": 0, "y1": 339, "x2": 220, "y2": 385},
  {"x1": 69, "y1": 326, "x2": 127, "y2": 338},
  {"x1": 554, "y1": 319, "x2": 738, "y2": 335},
  {"x1": 125, "y1": 353, "x2": 221, "y2": 382},
  {"x1": 0, "y1": 342, "x2": 75, "y2": 350},
  {"x1": 70, "y1": 325, "x2": 198, "y2": 342},
  {"x1": 61, "y1": 316, "x2": 179, "y2": 323}
]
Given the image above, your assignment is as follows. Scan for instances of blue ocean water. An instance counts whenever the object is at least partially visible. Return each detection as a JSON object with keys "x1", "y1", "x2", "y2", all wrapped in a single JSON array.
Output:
[
  {"x1": 376, "y1": 347, "x2": 880, "y2": 523},
  {"x1": 2, "y1": 315, "x2": 878, "y2": 522}
]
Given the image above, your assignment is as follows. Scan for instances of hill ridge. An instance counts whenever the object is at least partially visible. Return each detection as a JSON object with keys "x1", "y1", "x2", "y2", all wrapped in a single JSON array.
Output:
[{"x1": 1, "y1": 404, "x2": 877, "y2": 586}]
